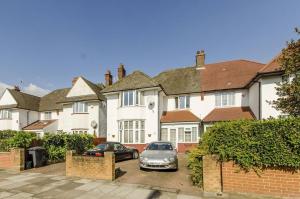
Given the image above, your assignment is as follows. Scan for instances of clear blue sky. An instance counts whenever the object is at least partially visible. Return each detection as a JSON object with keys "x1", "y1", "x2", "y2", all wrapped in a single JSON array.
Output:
[{"x1": 0, "y1": 0, "x2": 299, "y2": 91}]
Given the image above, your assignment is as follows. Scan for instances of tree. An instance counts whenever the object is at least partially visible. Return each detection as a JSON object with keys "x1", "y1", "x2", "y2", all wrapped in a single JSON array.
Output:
[{"x1": 273, "y1": 28, "x2": 300, "y2": 116}]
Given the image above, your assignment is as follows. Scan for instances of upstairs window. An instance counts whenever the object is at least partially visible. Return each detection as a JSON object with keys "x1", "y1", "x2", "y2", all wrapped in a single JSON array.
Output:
[
  {"x1": 215, "y1": 92, "x2": 235, "y2": 107},
  {"x1": 73, "y1": 102, "x2": 88, "y2": 113},
  {"x1": 122, "y1": 90, "x2": 144, "y2": 107},
  {"x1": 0, "y1": 109, "x2": 12, "y2": 119},
  {"x1": 175, "y1": 96, "x2": 190, "y2": 109},
  {"x1": 44, "y1": 112, "x2": 52, "y2": 120}
]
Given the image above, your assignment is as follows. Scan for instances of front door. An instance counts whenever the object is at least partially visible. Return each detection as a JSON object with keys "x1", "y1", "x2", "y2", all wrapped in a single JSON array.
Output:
[{"x1": 170, "y1": 129, "x2": 177, "y2": 149}]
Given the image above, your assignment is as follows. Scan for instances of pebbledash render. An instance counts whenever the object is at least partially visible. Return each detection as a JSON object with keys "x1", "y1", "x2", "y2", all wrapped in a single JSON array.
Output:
[{"x1": 0, "y1": 50, "x2": 284, "y2": 152}]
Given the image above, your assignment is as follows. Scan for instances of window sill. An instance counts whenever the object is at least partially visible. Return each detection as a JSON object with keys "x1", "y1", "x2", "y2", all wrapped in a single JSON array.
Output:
[
  {"x1": 119, "y1": 105, "x2": 146, "y2": 109},
  {"x1": 71, "y1": 113, "x2": 89, "y2": 115},
  {"x1": 0, "y1": 118, "x2": 12, "y2": 120}
]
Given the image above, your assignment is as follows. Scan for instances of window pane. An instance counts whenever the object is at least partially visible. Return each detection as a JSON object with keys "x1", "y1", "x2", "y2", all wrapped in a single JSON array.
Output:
[
  {"x1": 129, "y1": 91, "x2": 134, "y2": 105},
  {"x1": 161, "y1": 128, "x2": 168, "y2": 141},
  {"x1": 229, "y1": 93, "x2": 235, "y2": 106},
  {"x1": 140, "y1": 91, "x2": 145, "y2": 105},
  {"x1": 222, "y1": 93, "x2": 227, "y2": 106},
  {"x1": 129, "y1": 130, "x2": 133, "y2": 143},
  {"x1": 124, "y1": 121, "x2": 128, "y2": 129},
  {"x1": 178, "y1": 128, "x2": 184, "y2": 142},
  {"x1": 135, "y1": 91, "x2": 139, "y2": 105},
  {"x1": 215, "y1": 94, "x2": 221, "y2": 107},
  {"x1": 124, "y1": 130, "x2": 128, "y2": 143},
  {"x1": 135, "y1": 131, "x2": 139, "y2": 143},
  {"x1": 129, "y1": 121, "x2": 133, "y2": 129},
  {"x1": 135, "y1": 121, "x2": 139, "y2": 129},
  {"x1": 179, "y1": 96, "x2": 185, "y2": 109},
  {"x1": 185, "y1": 131, "x2": 191, "y2": 142},
  {"x1": 186, "y1": 96, "x2": 190, "y2": 108},
  {"x1": 192, "y1": 127, "x2": 197, "y2": 142},
  {"x1": 141, "y1": 121, "x2": 145, "y2": 129},
  {"x1": 124, "y1": 92, "x2": 129, "y2": 106},
  {"x1": 84, "y1": 103, "x2": 88, "y2": 112},
  {"x1": 140, "y1": 130, "x2": 145, "y2": 143},
  {"x1": 175, "y1": 97, "x2": 178, "y2": 109}
]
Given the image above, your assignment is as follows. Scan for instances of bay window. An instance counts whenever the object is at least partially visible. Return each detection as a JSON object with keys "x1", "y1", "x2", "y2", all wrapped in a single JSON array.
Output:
[
  {"x1": 175, "y1": 96, "x2": 190, "y2": 109},
  {"x1": 215, "y1": 92, "x2": 235, "y2": 107},
  {"x1": 0, "y1": 109, "x2": 12, "y2": 119},
  {"x1": 119, "y1": 120, "x2": 145, "y2": 144},
  {"x1": 73, "y1": 102, "x2": 88, "y2": 113}
]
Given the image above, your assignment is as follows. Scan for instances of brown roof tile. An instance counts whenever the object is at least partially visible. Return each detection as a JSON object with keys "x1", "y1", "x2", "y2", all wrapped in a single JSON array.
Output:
[
  {"x1": 259, "y1": 54, "x2": 283, "y2": 74},
  {"x1": 200, "y1": 60, "x2": 264, "y2": 92},
  {"x1": 203, "y1": 107, "x2": 255, "y2": 122},
  {"x1": 160, "y1": 110, "x2": 200, "y2": 123},
  {"x1": 23, "y1": 120, "x2": 57, "y2": 130}
]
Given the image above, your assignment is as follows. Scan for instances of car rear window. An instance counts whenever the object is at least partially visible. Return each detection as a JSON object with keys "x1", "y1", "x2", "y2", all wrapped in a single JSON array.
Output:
[
  {"x1": 146, "y1": 143, "x2": 173, "y2": 151},
  {"x1": 95, "y1": 144, "x2": 107, "y2": 150}
]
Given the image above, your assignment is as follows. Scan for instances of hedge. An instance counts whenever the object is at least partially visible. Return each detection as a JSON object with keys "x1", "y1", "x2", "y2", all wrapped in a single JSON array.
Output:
[{"x1": 0, "y1": 130, "x2": 36, "y2": 152}]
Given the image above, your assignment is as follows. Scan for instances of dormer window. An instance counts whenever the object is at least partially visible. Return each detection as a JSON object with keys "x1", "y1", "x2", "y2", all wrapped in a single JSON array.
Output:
[
  {"x1": 175, "y1": 96, "x2": 190, "y2": 109},
  {"x1": 0, "y1": 109, "x2": 12, "y2": 119},
  {"x1": 73, "y1": 102, "x2": 88, "y2": 113}
]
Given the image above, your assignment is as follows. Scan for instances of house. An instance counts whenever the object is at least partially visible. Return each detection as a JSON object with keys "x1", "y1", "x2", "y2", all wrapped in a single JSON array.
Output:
[
  {"x1": 102, "y1": 51, "x2": 268, "y2": 152},
  {"x1": 0, "y1": 77, "x2": 107, "y2": 137}
]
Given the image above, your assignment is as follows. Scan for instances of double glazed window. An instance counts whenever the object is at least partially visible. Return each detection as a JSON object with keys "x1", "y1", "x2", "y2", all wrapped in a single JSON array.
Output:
[
  {"x1": 44, "y1": 112, "x2": 52, "y2": 120},
  {"x1": 0, "y1": 109, "x2": 12, "y2": 119},
  {"x1": 178, "y1": 127, "x2": 197, "y2": 142},
  {"x1": 121, "y1": 90, "x2": 145, "y2": 107},
  {"x1": 118, "y1": 120, "x2": 145, "y2": 144},
  {"x1": 215, "y1": 92, "x2": 235, "y2": 107},
  {"x1": 175, "y1": 96, "x2": 190, "y2": 109},
  {"x1": 73, "y1": 102, "x2": 88, "y2": 113}
]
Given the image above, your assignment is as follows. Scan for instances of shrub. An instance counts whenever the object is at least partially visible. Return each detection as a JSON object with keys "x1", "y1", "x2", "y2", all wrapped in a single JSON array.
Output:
[
  {"x1": 203, "y1": 117, "x2": 300, "y2": 170},
  {"x1": 187, "y1": 147, "x2": 206, "y2": 187},
  {"x1": 0, "y1": 130, "x2": 36, "y2": 151}
]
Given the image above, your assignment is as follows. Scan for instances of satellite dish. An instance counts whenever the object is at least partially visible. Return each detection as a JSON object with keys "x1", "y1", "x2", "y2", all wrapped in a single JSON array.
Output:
[
  {"x1": 148, "y1": 101, "x2": 155, "y2": 110},
  {"x1": 91, "y1": 120, "x2": 97, "y2": 129}
]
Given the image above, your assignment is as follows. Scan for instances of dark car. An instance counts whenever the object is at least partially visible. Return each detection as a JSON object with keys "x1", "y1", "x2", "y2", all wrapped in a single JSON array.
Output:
[{"x1": 84, "y1": 142, "x2": 139, "y2": 161}]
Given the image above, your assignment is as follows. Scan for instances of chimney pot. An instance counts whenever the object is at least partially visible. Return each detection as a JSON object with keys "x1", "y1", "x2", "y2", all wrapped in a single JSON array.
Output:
[
  {"x1": 105, "y1": 70, "x2": 113, "y2": 86},
  {"x1": 13, "y1": 86, "x2": 20, "y2": 92},
  {"x1": 72, "y1": 77, "x2": 79, "y2": 86},
  {"x1": 118, "y1": 63, "x2": 126, "y2": 80},
  {"x1": 196, "y1": 50, "x2": 205, "y2": 67}
]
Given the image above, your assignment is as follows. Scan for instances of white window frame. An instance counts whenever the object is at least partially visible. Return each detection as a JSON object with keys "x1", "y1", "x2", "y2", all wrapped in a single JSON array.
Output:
[
  {"x1": 44, "y1": 112, "x2": 52, "y2": 120},
  {"x1": 122, "y1": 90, "x2": 145, "y2": 107},
  {"x1": 0, "y1": 109, "x2": 12, "y2": 120},
  {"x1": 175, "y1": 96, "x2": 190, "y2": 109},
  {"x1": 73, "y1": 102, "x2": 88, "y2": 113},
  {"x1": 118, "y1": 120, "x2": 145, "y2": 144},
  {"x1": 215, "y1": 92, "x2": 235, "y2": 107}
]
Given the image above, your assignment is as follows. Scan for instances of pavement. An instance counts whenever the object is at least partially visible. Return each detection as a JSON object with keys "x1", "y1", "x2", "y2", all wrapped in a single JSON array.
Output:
[{"x1": 0, "y1": 171, "x2": 203, "y2": 199}]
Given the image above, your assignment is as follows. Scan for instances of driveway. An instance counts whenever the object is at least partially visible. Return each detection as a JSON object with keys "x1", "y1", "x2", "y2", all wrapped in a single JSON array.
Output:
[{"x1": 115, "y1": 154, "x2": 202, "y2": 196}]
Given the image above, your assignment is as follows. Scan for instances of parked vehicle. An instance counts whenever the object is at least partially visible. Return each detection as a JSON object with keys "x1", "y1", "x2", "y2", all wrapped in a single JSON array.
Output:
[
  {"x1": 139, "y1": 141, "x2": 178, "y2": 170},
  {"x1": 84, "y1": 142, "x2": 139, "y2": 162}
]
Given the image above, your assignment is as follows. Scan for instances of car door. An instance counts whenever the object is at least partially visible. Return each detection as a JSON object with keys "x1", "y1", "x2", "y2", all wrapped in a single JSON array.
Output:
[
  {"x1": 120, "y1": 144, "x2": 132, "y2": 159},
  {"x1": 113, "y1": 143, "x2": 126, "y2": 161}
]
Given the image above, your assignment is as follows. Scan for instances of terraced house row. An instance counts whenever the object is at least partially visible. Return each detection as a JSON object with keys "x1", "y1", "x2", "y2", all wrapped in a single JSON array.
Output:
[{"x1": 0, "y1": 51, "x2": 283, "y2": 152}]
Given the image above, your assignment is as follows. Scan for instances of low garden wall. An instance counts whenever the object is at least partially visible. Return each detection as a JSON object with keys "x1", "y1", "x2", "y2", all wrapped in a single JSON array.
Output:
[
  {"x1": 203, "y1": 155, "x2": 300, "y2": 198},
  {"x1": 66, "y1": 151, "x2": 115, "y2": 180},
  {"x1": 0, "y1": 148, "x2": 25, "y2": 172}
]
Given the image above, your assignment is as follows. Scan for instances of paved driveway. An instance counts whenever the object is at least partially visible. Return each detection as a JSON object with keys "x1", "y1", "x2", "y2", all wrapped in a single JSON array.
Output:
[{"x1": 115, "y1": 154, "x2": 202, "y2": 196}]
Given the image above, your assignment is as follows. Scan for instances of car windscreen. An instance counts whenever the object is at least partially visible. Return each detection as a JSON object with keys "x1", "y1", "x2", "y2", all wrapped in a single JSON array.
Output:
[
  {"x1": 95, "y1": 144, "x2": 107, "y2": 150},
  {"x1": 146, "y1": 143, "x2": 173, "y2": 150}
]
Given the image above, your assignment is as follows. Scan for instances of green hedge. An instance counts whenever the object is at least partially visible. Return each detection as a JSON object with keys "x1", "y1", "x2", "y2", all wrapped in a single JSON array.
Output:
[
  {"x1": 187, "y1": 147, "x2": 205, "y2": 187},
  {"x1": 43, "y1": 133, "x2": 94, "y2": 162},
  {"x1": 0, "y1": 130, "x2": 36, "y2": 152},
  {"x1": 203, "y1": 117, "x2": 300, "y2": 170}
]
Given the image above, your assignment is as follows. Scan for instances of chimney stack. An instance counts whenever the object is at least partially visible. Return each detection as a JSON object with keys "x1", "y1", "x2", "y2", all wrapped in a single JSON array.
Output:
[
  {"x1": 196, "y1": 50, "x2": 205, "y2": 67},
  {"x1": 13, "y1": 86, "x2": 20, "y2": 92},
  {"x1": 105, "y1": 70, "x2": 113, "y2": 86},
  {"x1": 72, "y1": 77, "x2": 79, "y2": 86},
  {"x1": 118, "y1": 64, "x2": 126, "y2": 80}
]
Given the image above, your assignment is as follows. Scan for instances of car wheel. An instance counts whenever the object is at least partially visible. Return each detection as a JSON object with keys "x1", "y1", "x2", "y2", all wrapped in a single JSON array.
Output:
[{"x1": 132, "y1": 151, "x2": 139, "y2": 159}]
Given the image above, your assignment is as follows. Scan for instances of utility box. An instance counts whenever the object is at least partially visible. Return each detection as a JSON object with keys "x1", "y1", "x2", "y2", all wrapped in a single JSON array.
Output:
[{"x1": 28, "y1": 147, "x2": 48, "y2": 168}]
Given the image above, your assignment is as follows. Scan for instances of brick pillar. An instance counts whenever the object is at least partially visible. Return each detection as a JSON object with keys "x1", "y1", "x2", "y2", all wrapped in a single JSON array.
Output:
[
  {"x1": 104, "y1": 152, "x2": 115, "y2": 181},
  {"x1": 66, "y1": 150, "x2": 73, "y2": 177},
  {"x1": 203, "y1": 155, "x2": 222, "y2": 195},
  {"x1": 11, "y1": 148, "x2": 25, "y2": 172}
]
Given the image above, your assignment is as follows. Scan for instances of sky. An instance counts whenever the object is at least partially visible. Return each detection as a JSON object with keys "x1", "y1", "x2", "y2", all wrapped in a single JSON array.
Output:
[{"x1": 0, "y1": 0, "x2": 299, "y2": 95}]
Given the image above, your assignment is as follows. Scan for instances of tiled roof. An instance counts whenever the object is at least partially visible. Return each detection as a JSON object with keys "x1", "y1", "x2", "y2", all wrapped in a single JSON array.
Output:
[
  {"x1": 102, "y1": 71, "x2": 159, "y2": 93},
  {"x1": 154, "y1": 66, "x2": 201, "y2": 95},
  {"x1": 0, "y1": 89, "x2": 41, "y2": 111},
  {"x1": 203, "y1": 106, "x2": 256, "y2": 122},
  {"x1": 160, "y1": 110, "x2": 200, "y2": 123},
  {"x1": 23, "y1": 120, "x2": 57, "y2": 130},
  {"x1": 200, "y1": 60, "x2": 264, "y2": 92},
  {"x1": 259, "y1": 54, "x2": 282, "y2": 74},
  {"x1": 39, "y1": 88, "x2": 70, "y2": 111}
]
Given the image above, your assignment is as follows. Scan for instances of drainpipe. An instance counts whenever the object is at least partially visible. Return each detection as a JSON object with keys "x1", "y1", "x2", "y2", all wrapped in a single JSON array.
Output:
[
  {"x1": 157, "y1": 90, "x2": 161, "y2": 141},
  {"x1": 258, "y1": 81, "x2": 262, "y2": 120}
]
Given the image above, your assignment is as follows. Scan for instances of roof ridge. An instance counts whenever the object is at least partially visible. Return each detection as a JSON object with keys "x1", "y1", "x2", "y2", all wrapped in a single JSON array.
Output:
[
  {"x1": 8, "y1": 89, "x2": 41, "y2": 99},
  {"x1": 204, "y1": 59, "x2": 264, "y2": 66},
  {"x1": 259, "y1": 53, "x2": 281, "y2": 72}
]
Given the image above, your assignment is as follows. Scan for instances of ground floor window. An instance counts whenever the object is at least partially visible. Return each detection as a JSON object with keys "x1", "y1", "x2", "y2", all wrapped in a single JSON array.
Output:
[
  {"x1": 162, "y1": 126, "x2": 198, "y2": 144},
  {"x1": 118, "y1": 120, "x2": 145, "y2": 144},
  {"x1": 72, "y1": 130, "x2": 88, "y2": 134}
]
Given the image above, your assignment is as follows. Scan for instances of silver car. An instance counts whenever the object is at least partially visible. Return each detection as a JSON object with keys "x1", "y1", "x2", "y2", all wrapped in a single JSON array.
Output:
[{"x1": 139, "y1": 141, "x2": 178, "y2": 170}]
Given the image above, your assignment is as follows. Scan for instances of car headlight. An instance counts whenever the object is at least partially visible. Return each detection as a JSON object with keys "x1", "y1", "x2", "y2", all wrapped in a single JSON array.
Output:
[
  {"x1": 163, "y1": 158, "x2": 169, "y2": 162},
  {"x1": 169, "y1": 157, "x2": 175, "y2": 162}
]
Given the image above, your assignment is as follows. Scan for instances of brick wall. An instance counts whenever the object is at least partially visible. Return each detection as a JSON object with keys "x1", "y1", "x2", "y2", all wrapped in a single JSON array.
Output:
[
  {"x1": 66, "y1": 151, "x2": 115, "y2": 181},
  {"x1": 124, "y1": 144, "x2": 147, "y2": 153},
  {"x1": 223, "y1": 162, "x2": 300, "y2": 198},
  {"x1": 0, "y1": 148, "x2": 25, "y2": 172},
  {"x1": 202, "y1": 155, "x2": 300, "y2": 198},
  {"x1": 177, "y1": 143, "x2": 198, "y2": 153}
]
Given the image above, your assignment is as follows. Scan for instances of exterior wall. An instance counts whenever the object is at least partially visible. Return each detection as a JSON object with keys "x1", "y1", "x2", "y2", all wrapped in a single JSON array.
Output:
[
  {"x1": 223, "y1": 162, "x2": 300, "y2": 198},
  {"x1": 40, "y1": 110, "x2": 59, "y2": 120},
  {"x1": 66, "y1": 77, "x2": 94, "y2": 97},
  {"x1": 260, "y1": 76, "x2": 282, "y2": 119},
  {"x1": 248, "y1": 82, "x2": 259, "y2": 119},
  {"x1": 66, "y1": 151, "x2": 115, "y2": 180},
  {"x1": 0, "y1": 148, "x2": 25, "y2": 172},
  {"x1": 0, "y1": 90, "x2": 17, "y2": 106},
  {"x1": 106, "y1": 89, "x2": 160, "y2": 144},
  {"x1": 177, "y1": 143, "x2": 198, "y2": 153}
]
